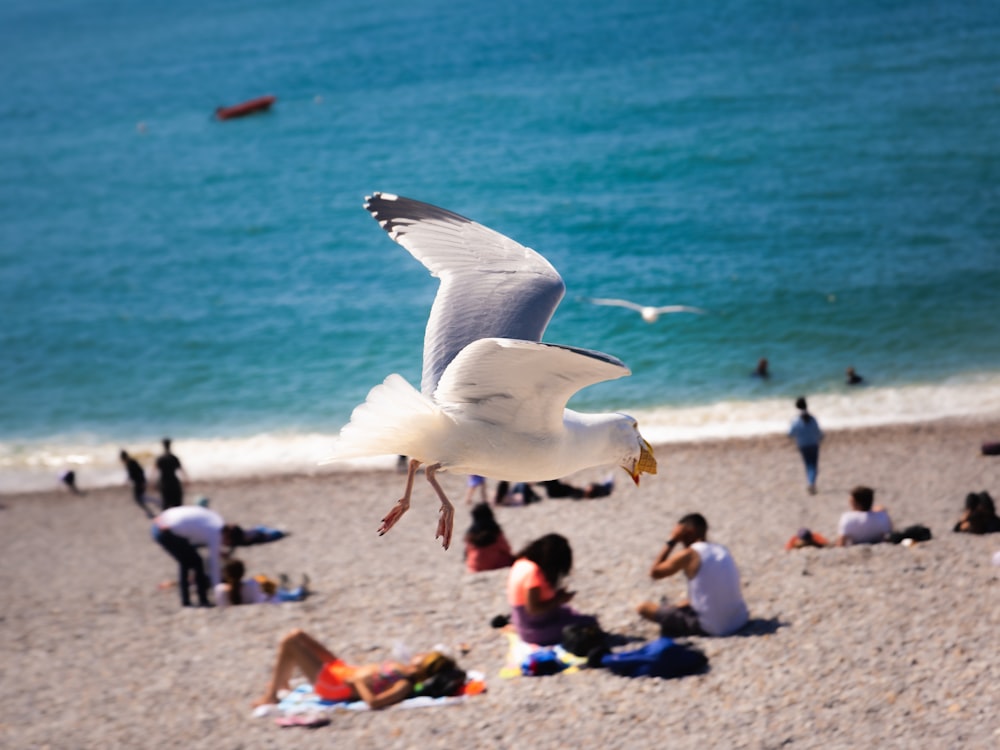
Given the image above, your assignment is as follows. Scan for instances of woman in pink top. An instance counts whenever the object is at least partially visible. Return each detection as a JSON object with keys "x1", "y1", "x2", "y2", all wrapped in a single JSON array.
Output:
[
  {"x1": 464, "y1": 503, "x2": 515, "y2": 572},
  {"x1": 506, "y1": 533, "x2": 600, "y2": 645}
]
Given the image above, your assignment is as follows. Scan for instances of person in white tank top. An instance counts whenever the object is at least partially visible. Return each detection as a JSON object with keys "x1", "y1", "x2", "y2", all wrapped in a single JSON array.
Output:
[{"x1": 637, "y1": 513, "x2": 749, "y2": 637}]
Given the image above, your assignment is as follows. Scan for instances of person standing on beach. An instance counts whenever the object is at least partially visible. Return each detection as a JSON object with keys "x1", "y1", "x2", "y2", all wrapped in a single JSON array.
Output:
[
  {"x1": 788, "y1": 396, "x2": 824, "y2": 494},
  {"x1": 151, "y1": 505, "x2": 245, "y2": 607},
  {"x1": 637, "y1": 513, "x2": 748, "y2": 637},
  {"x1": 120, "y1": 450, "x2": 156, "y2": 518},
  {"x1": 155, "y1": 437, "x2": 186, "y2": 509}
]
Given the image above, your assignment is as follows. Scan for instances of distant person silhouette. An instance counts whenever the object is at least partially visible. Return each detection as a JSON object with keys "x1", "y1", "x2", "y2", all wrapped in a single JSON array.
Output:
[
  {"x1": 754, "y1": 358, "x2": 770, "y2": 378},
  {"x1": 156, "y1": 438, "x2": 187, "y2": 509},
  {"x1": 120, "y1": 449, "x2": 156, "y2": 518},
  {"x1": 845, "y1": 367, "x2": 864, "y2": 385},
  {"x1": 60, "y1": 470, "x2": 85, "y2": 496},
  {"x1": 788, "y1": 397, "x2": 824, "y2": 495}
]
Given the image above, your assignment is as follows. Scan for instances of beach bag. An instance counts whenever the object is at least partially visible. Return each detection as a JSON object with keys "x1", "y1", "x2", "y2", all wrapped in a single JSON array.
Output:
[
  {"x1": 599, "y1": 637, "x2": 708, "y2": 679},
  {"x1": 521, "y1": 648, "x2": 567, "y2": 676},
  {"x1": 561, "y1": 623, "x2": 606, "y2": 657},
  {"x1": 887, "y1": 525, "x2": 932, "y2": 544}
]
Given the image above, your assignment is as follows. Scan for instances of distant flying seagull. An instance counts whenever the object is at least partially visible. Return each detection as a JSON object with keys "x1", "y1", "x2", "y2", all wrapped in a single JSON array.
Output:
[
  {"x1": 586, "y1": 298, "x2": 707, "y2": 324},
  {"x1": 325, "y1": 193, "x2": 657, "y2": 549}
]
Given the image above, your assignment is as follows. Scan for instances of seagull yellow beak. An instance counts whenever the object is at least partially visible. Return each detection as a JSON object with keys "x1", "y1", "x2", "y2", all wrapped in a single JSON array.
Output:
[{"x1": 630, "y1": 438, "x2": 657, "y2": 484}]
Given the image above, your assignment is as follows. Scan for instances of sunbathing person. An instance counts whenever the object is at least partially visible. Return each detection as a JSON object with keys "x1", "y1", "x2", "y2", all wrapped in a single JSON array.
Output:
[
  {"x1": 506, "y1": 533, "x2": 600, "y2": 645},
  {"x1": 252, "y1": 629, "x2": 459, "y2": 709},
  {"x1": 464, "y1": 503, "x2": 515, "y2": 572},
  {"x1": 541, "y1": 477, "x2": 615, "y2": 500}
]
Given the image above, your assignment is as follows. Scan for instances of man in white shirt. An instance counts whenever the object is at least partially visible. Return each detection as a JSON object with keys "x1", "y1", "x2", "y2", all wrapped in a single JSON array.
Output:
[
  {"x1": 637, "y1": 513, "x2": 749, "y2": 637},
  {"x1": 152, "y1": 505, "x2": 244, "y2": 607},
  {"x1": 836, "y1": 486, "x2": 892, "y2": 546}
]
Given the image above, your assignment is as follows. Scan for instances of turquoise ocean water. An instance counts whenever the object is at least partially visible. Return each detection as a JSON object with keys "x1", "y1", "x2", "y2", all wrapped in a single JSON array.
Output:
[{"x1": 2, "y1": 0, "x2": 999, "y2": 492}]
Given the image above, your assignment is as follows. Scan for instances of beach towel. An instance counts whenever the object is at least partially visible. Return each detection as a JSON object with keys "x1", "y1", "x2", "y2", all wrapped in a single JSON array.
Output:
[
  {"x1": 499, "y1": 627, "x2": 587, "y2": 678},
  {"x1": 253, "y1": 672, "x2": 486, "y2": 724}
]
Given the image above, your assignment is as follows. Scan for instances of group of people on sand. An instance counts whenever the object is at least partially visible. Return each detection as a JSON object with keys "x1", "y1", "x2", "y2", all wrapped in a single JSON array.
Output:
[
  {"x1": 462, "y1": 502, "x2": 749, "y2": 642},
  {"x1": 151, "y1": 501, "x2": 308, "y2": 609},
  {"x1": 118, "y1": 438, "x2": 307, "y2": 610},
  {"x1": 249, "y1": 507, "x2": 748, "y2": 713}
]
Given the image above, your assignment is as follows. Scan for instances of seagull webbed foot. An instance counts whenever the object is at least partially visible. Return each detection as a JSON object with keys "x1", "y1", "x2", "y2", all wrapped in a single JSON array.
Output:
[{"x1": 378, "y1": 498, "x2": 410, "y2": 536}]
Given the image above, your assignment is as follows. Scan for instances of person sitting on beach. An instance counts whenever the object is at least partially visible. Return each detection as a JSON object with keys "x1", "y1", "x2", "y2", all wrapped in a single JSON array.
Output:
[
  {"x1": 506, "y1": 533, "x2": 601, "y2": 646},
  {"x1": 953, "y1": 491, "x2": 1000, "y2": 534},
  {"x1": 215, "y1": 559, "x2": 310, "y2": 607},
  {"x1": 252, "y1": 629, "x2": 461, "y2": 709},
  {"x1": 637, "y1": 513, "x2": 749, "y2": 637},
  {"x1": 836, "y1": 486, "x2": 892, "y2": 546},
  {"x1": 464, "y1": 502, "x2": 515, "y2": 573},
  {"x1": 151, "y1": 505, "x2": 245, "y2": 607}
]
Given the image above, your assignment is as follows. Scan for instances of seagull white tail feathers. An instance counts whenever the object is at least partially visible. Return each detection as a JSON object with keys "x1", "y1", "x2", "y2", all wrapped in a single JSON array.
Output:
[{"x1": 325, "y1": 374, "x2": 444, "y2": 461}]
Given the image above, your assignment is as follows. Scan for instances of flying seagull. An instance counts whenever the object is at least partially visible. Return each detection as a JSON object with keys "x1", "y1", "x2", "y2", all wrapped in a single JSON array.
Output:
[
  {"x1": 586, "y1": 298, "x2": 707, "y2": 324},
  {"x1": 326, "y1": 193, "x2": 658, "y2": 549}
]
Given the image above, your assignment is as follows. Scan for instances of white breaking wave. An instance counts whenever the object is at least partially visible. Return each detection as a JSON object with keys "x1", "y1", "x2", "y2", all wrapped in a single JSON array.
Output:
[{"x1": 3, "y1": 372, "x2": 1000, "y2": 495}]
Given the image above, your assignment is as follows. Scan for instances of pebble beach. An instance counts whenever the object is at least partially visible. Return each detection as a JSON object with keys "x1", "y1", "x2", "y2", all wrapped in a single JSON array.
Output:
[{"x1": 2, "y1": 417, "x2": 999, "y2": 749}]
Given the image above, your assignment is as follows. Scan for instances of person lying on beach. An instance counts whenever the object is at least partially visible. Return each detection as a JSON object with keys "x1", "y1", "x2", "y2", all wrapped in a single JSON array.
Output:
[
  {"x1": 836, "y1": 486, "x2": 892, "y2": 546},
  {"x1": 542, "y1": 477, "x2": 616, "y2": 500},
  {"x1": 637, "y1": 513, "x2": 749, "y2": 637},
  {"x1": 252, "y1": 629, "x2": 460, "y2": 709},
  {"x1": 464, "y1": 502, "x2": 515, "y2": 572},
  {"x1": 495, "y1": 481, "x2": 541, "y2": 505},
  {"x1": 214, "y1": 559, "x2": 310, "y2": 607},
  {"x1": 506, "y1": 533, "x2": 601, "y2": 646},
  {"x1": 953, "y1": 491, "x2": 1000, "y2": 534}
]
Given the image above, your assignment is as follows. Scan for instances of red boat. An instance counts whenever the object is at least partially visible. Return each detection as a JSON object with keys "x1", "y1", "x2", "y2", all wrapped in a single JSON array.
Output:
[{"x1": 215, "y1": 95, "x2": 276, "y2": 121}]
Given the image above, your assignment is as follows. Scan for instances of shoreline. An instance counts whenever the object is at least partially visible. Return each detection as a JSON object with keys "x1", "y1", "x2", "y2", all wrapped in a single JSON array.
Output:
[{"x1": 5, "y1": 411, "x2": 1000, "y2": 498}]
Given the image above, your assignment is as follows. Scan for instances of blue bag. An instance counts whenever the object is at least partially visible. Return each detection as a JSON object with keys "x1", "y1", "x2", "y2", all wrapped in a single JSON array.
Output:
[{"x1": 600, "y1": 637, "x2": 707, "y2": 679}]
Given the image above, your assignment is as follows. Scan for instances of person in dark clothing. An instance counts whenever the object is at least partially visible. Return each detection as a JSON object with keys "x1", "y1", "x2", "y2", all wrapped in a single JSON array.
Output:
[
  {"x1": 156, "y1": 438, "x2": 186, "y2": 510},
  {"x1": 120, "y1": 449, "x2": 156, "y2": 518}
]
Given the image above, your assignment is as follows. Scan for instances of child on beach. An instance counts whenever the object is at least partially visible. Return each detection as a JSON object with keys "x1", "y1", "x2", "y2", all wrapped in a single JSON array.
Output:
[{"x1": 215, "y1": 559, "x2": 309, "y2": 607}]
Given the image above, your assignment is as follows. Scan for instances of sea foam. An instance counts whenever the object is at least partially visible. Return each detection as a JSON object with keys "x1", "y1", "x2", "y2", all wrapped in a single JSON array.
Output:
[{"x1": 3, "y1": 373, "x2": 999, "y2": 495}]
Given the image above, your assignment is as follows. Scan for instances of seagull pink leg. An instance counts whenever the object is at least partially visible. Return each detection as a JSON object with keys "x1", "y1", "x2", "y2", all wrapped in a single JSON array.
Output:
[
  {"x1": 378, "y1": 458, "x2": 420, "y2": 536},
  {"x1": 424, "y1": 463, "x2": 455, "y2": 550}
]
